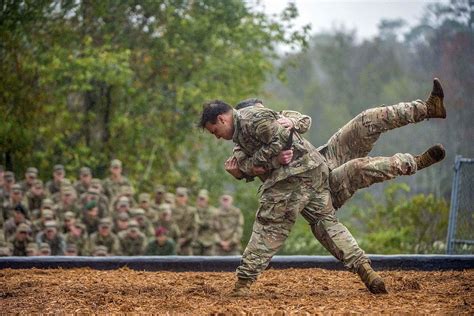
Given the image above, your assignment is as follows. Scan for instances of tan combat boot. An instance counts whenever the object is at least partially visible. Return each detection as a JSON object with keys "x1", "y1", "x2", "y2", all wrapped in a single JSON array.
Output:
[
  {"x1": 426, "y1": 78, "x2": 446, "y2": 118},
  {"x1": 231, "y1": 278, "x2": 253, "y2": 297},
  {"x1": 357, "y1": 263, "x2": 388, "y2": 294},
  {"x1": 414, "y1": 144, "x2": 446, "y2": 171}
]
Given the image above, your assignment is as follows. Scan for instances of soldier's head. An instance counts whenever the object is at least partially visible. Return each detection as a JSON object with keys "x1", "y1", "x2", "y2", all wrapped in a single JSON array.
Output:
[
  {"x1": 25, "y1": 167, "x2": 38, "y2": 184},
  {"x1": 85, "y1": 201, "x2": 99, "y2": 218},
  {"x1": 235, "y1": 98, "x2": 264, "y2": 110},
  {"x1": 26, "y1": 243, "x2": 38, "y2": 256},
  {"x1": 92, "y1": 245, "x2": 108, "y2": 257},
  {"x1": 11, "y1": 183, "x2": 23, "y2": 202},
  {"x1": 31, "y1": 179, "x2": 44, "y2": 196},
  {"x1": 16, "y1": 223, "x2": 30, "y2": 241},
  {"x1": 164, "y1": 192, "x2": 175, "y2": 206},
  {"x1": 65, "y1": 243, "x2": 78, "y2": 256},
  {"x1": 220, "y1": 194, "x2": 233, "y2": 209},
  {"x1": 130, "y1": 208, "x2": 146, "y2": 224},
  {"x1": 175, "y1": 187, "x2": 188, "y2": 206},
  {"x1": 199, "y1": 100, "x2": 234, "y2": 140},
  {"x1": 127, "y1": 220, "x2": 140, "y2": 238},
  {"x1": 98, "y1": 218, "x2": 112, "y2": 236},
  {"x1": 154, "y1": 184, "x2": 166, "y2": 202},
  {"x1": 53, "y1": 164, "x2": 65, "y2": 182},
  {"x1": 79, "y1": 167, "x2": 92, "y2": 185},
  {"x1": 13, "y1": 204, "x2": 28, "y2": 222},
  {"x1": 159, "y1": 204, "x2": 172, "y2": 222},
  {"x1": 138, "y1": 193, "x2": 150, "y2": 210},
  {"x1": 63, "y1": 211, "x2": 76, "y2": 228},
  {"x1": 110, "y1": 159, "x2": 122, "y2": 177},
  {"x1": 155, "y1": 226, "x2": 169, "y2": 245},
  {"x1": 116, "y1": 212, "x2": 130, "y2": 231},
  {"x1": 41, "y1": 208, "x2": 55, "y2": 222},
  {"x1": 196, "y1": 189, "x2": 209, "y2": 208},
  {"x1": 39, "y1": 243, "x2": 51, "y2": 256},
  {"x1": 86, "y1": 187, "x2": 100, "y2": 202},
  {"x1": 71, "y1": 222, "x2": 85, "y2": 237},
  {"x1": 61, "y1": 186, "x2": 76, "y2": 204},
  {"x1": 41, "y1": 199, "x2": 55, "y2": 214},
  {"x1": 116, "y1": 196, "x2": 130, "y2": 212},
  {"x1": 4, "y1": 171, "x2": 15, "y2": 187},
  {"x1": 90, "y1": 178, "x2": 103, "y2": 192},
  {"x1": 44, "y1": 221, "x2": 58, "y2": 240}
]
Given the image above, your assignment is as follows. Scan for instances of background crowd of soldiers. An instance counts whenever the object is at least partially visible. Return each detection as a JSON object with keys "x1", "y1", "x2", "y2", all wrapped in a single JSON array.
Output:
[{"x1": 0, "y1": 159, "x2": 244, "y2": 257}]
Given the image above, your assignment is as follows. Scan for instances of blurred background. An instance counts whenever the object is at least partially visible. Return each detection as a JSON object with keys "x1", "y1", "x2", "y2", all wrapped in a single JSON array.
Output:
[{"x1": 1, "y1": 0, "x2": 472, "y2": 255}]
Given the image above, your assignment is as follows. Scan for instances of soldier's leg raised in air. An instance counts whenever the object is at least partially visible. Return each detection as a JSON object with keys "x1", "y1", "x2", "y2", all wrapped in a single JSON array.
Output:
[
  {"x1": 329, "y1": 144, "x2": 445, "y2": 209},
  {"x1": 300, "y1": 165, "x2": 387, "y2": 294},
  {"x1": 234, "y1": 176, "x2": 311, "y2": 296},
  {"x1": 321, "y1": 79, "x2": 445, "y2": 170}
]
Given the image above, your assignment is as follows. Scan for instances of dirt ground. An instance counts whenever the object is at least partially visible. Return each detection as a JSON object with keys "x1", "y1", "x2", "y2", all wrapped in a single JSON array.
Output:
[{"x1": 1, "y1": 268, "x2": 473, "y2": 314}]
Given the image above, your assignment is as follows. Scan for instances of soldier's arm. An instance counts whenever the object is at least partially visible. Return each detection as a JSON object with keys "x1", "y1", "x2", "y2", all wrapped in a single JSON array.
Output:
[{"x1": 279, "y1": 110, "x2": 312, "y2": 134}]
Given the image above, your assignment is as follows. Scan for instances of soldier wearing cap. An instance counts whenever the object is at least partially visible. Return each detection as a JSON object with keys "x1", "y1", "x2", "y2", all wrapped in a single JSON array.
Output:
[
  {"x1": 56, "y1": 185, "x2": 79, "y2": 222},
  {"x1": 92, "y1": 245, "x2": 109, "y2": 256},
  {"x1": 79, "y1": 187, "x2": 109, "y2": 219},
  {"x1": 102, "y1": 159, "x2": 132, "y2": 201},
  {"x1": 112, "y1": 196, "x2": 131, "y2": 222},
  {"x1": 38, "y1": 242, "x2": 51, "y2": 256},
  {"x1": 8, "y1": 223, "x2": 33, "y2": 256},
  {"x1": 65, "y1": 221, "x2": 89, "y2": 255},
  {"x1": 36, "y1": 220, "x2": 66, "y2": 255},
  {"x1": 19, "y1": 167, "x2": 38, "y2": 193},
  {"x1": 193, "y1": 189, "x2": 218, "y2": 256},
  {"x1": 46, "y1": 164, "x2": 66, "y2": 196},
  {"x1": 3, "y1": 171, "x2": 16, "y2": 200},
  {"x1": 26, "y1": 179, "x2": 47, "y2": 218},
  {"x1": 74, "y1": 167, "x2": 93, "y2": 196},
  {"x1": 173, "y1": 187, "x2": 199, "y2": 256},
  {"x1": 2, "y1": 183, "x2": 30, "y2": 221},
  {"x1": 118, "y1": 219, "x2": 146, "y2": 256},
  {"x1": 81, "y1": 200, "x2": 101, "y2": 235},
  {"x1": 26, "y1": 242, "x2": 38, "y2": 256},
  {"x1": 164, "y1": 192, "x2": 176, "y2": 208},
  {"x1": 113, "y1": 212, "x2": 130, "y2": 235},
  {"x1": 214, "y1": 194, "x2": 244, "y2": 256},
  {"x1": 64, "y1": 243, "x2": 78, "y2": 256},
  {"x1": 31, "y1": 207, "x2": 55, "y2": 237},
  {"x1": 145, "y1": 226, "x2": 176, "y2": 256},
  {"x1": 110, "y1": 185, "x2": 137, "y2": 211},
  {"x1": 138, "y1": 193, "x2": 157, "y2": 222},
  {"x1": 88, "y1": 217, "x2": 121, "y2": 255},
  {"x1": 61, "y1": 211, "x2": 76, "y2": 234},
  {"x1": 151, "y1": 184, "x2": 167, "y2": 210},
  {"x1": 153, "y1": 204, "x2": 180, "y2": 244},
  {"x1": 50, "y1": 179, "x2": 73, "y2": 204},
  {"x1": 129, "y1": 208, "x2": 154, "y2": 237},
  {"x1": 0, "y1": 242, "x2": 12, "y2": 257},
  {"x1": 3, "y1": 204, "x2": 31, "y2": 240}
]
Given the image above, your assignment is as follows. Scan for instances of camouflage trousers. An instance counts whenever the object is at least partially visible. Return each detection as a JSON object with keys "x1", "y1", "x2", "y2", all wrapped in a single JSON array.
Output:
[
  {"x1": 321, "y1": 100, "x2": 426, "y2": 208},
  {"x1": 236, "y1": 164, "x2": 368, "y2": 281}
]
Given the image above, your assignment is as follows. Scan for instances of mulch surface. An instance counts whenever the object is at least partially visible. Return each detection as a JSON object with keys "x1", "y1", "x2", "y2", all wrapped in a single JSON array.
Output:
[{"x1": 1, "y1": 268, "x2": 473, "y2": 314}]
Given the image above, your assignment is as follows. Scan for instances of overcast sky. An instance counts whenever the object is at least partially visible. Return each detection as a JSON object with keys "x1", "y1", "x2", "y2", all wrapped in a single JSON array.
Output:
[{"x1": 257, "y1": 0, "x2": 446, "y2": 41}]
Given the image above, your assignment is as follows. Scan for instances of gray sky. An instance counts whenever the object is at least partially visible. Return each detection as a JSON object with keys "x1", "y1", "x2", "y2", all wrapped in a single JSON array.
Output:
[{"x1": 257, "y1": 0, "x2": 445, "y2": 41}]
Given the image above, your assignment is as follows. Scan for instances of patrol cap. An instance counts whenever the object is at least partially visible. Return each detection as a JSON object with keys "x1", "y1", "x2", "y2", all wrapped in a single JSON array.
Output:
[
  {"x1": 33, "y1": 179, "x2": 44, "y2": 189},
  {"x1": 80, "y1": 167, "x2": 91, "y2": 176},
  {"x1": 159, "y1": 204, "x2": 172, "y2": 214},
  {"x1": 74, "y1": 222, "x2": 86, "y2": 230},
  {"x1": 139, "y1": 193, "x2": 150, "y2": 203},
  {"x1": 110, "y1": 159, "x2": 122, "y2": 168},
  {"x1": 93, "y1": 245, "x2": 108, "y2": 256},
  {"x1": 198, "y1": 189, "x2": 209, "y2": 199},
  {"x1": 155, "y1": 226, "x2": 169, "y2": 237},
  {"x1": 0, "y1": 247, "x2": 11, "y2": 256},
  {"x1": 39, "y1": 242, "x2": 51, "y2": 252},
  {"x1": 41, "y1": 198, "x2": 55, "y2": 210},
  {"x1": 120, "y1": 185, "x2": 134, "y2": 195},
  {"x1": 44, "y1": 220, "x2": 58, "y2": 229},
  {"x1": 128, "y1": 220, "x2": 140, "y2": 233},
  {"x1": 130, "y1": 208, "x2": 145, "y2": 217},
  {"x1": 42, "y1": 209, "x2": 54, "y2": 219},
  {"x1": 17, "y1": 223, "x2": 30, "y2": 233},
  {"x1": 61, "y1": 185, "x2": 75, "y2": 195},
  {"x1": 176, "y1": 187, "x2": 188, "y2": 197},
  {"x1": 60, "y1": 178, "x2": 72, "y2": 186},
  {"x1": 99, "y1": 217, "x2": 112, "y2": 228},
  {"x1": 155, "y1": 184, "x2": 166, "y2": 193},
  {"x1": 90, "y1": 178, "x2": 102, "y2": 188},
  {"x1": 64, "y1": 211, "x2": 75, "y2": 220},
  {"x1": 117, "y1": 196, "x2": 130, "y2": 207},
  {"x1": 117, "y1": 212, "x2": 130, "y2": 221},
  {"x1": 26, "y1": 167, "x2": 38, "y2": 175},
  {"x1": 4, "y1": 171, "x2": 15, "y2": 180},
  {"x1": 26, "y1": 242, "x2": 38, "y2": 253},
  {"x1": 164, "y1": 193, "x2": 175, "y2": 204},
  {"x1": 11, "y1": 183, "x2": 22, "y2": 192},
  {"x1": 65, "y1": 243, "x2": 77, "y2": 252},
  {"x1": 53, "y1": 164, "x2": 65, "y2": 172},
  {"x1": 84, "y1": 200, "x2": 97, "y2": 211}
]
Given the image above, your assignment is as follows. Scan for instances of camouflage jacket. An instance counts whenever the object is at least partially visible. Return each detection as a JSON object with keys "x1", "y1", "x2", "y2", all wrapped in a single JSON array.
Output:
[
  {"x1": 89, "y1": 232, "x2": 121, "y2": 255},
  {"x1": 214, "y1": 205, "x2": 244, "y2": 250},
  {"x1": 232, "y1": 108, "x2": 324, "y2": 190},
  {"x1": 173, "y1": 204, "x2": 198, "y2": 246},
  {"x1": 195, "y1": 205, "x2": 218, "y2": 247},
  {"x1": 118, "y1": 231, "x2": 147, "y2": 256}
]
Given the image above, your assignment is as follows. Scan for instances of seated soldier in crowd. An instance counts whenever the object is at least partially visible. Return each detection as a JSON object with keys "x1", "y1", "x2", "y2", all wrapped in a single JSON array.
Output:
[
  {"x1": 26, "y1": 179, "x2": 46, "y2": 216},
  {"x1": 145, "y1": 226, "x2": 176, "y2": 256},
  {"x1": 153, "y1": 204, "x2": 180, "y2": 244},
  {"x1": 26, "y1": 242, "x2": 38, "y2": 256},
  {"x1": 19, "y1": 167, "x2": 38, "y2": 193},
  {"x1": 31, "y1": 207, "x2": 55, "y2": 237},
  {"x1": 3, "y1": 183, "x2": 29, "y2": 221},
  {"x1": 65, "y1": 221, "x2": 88, "y2": 256},
  {"x1": 35, "y1": 220, "x2": 66, "y2": 256},
  {"x1": 74, "y1": 167, "x2": 92, "y2": 196},
  {"x1": 193, "y1": 189, "x2": 218, "y2": 256},
  {"x1": 81, "y1": 201, "x2": 101, "y2": 235},
  {"x1": 92, "y1": 245, "x2": 109, "y2": 257},
  {"x1": 46, "y1": 164, "x2": 65, "y2": 196},
  {"x1": 130, "y1": 208, "x2": 154, "y2": 238},
  {"x1": 88, "y1": 218, "x2": 121, "y2": 255},
  {"x1": 113, "y1": 212, "x2": 129, "y2": 235},
  {"x1": 38, "y1": 242, "x2": 52, "y2": 256},
  {"x1": 8, "y1": 223, "x2": 32, "y2": 256},
  {"x1": 118, "y1": 220, "x2": 147, "y2": 256},
  {"x1": 64, "y1": 243, "x2": 79, "y2": 256},
  {"x1": 3, "y1": 204, "x2": 31, "y2": 240},
  {"x1": 138, "y1": 193, "x2": 157, "y2": 223}
]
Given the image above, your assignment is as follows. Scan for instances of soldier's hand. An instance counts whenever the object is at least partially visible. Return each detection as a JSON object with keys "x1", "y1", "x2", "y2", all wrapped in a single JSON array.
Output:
[
  {"x1": 225, "y1": 157, "x2": 244, "y2": 179},
  {"x1": 278, "y1": 149, "x2": 293, "y2": 165},
  {"x1": 250, "y1": 166, "x2": 266, "y2": 175},
  {"x1": 277, "y1": 117, "x2": 294, "y2": 129}
]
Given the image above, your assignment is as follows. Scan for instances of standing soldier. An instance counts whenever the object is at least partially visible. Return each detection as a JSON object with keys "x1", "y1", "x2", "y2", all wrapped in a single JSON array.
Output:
[
  {"x1": 26, "y1": 180, "x2": 46, "y2": 218},
  {"x1": 46, "y1": 164, "x2": 66, "y2": 196},
  {"x1": 19, "y1": 167, "x2": 38, "y2": 193},
  {"x1": 118, "y1": 220, "x2": 147, "y2": 256},
  {"x1": 102, "y1": 159, "x2": 131, "y2": 200},
  {"x1": 153, "y1": 204, "x2": 180, "y2": 244},
  {"x1": 214, "y1": 194, "x2": 244, "y2": 256},
  {"x1": 138, "y1": 193, "x2": 157, "y2": 222},
  {"x1": 74, "y1": 167, "x2": 92, "y2": 196},
  {"x1": 193, "y1": 189, "x2": 218, "y2": 256},
  {"x1": 173, "y1": 187, "x2": 198, "y2": 255},
  {"x1": 151, "y1": 184, "x2": 166, "y2": 210},
  {"x1": 88, "y1": 218, "x2": 121, "y2": 255}
]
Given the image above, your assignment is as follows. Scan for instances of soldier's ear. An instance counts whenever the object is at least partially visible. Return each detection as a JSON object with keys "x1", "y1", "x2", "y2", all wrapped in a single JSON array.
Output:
[{"x1": 217, "y1": 114, "x2": 225, "y2": 124}]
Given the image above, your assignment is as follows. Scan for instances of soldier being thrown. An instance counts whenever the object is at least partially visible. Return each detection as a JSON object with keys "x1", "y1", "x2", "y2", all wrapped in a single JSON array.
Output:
[{"x1": 199, "y1": 78, "x2": 446, "y2": 296}]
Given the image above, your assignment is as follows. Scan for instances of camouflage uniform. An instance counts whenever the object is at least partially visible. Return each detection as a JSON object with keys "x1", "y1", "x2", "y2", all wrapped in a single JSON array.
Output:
[
  {"x1": 118, "y1": 220, "x2": 147, "y2": 256},
  {"x1": 214, "y1": 203, "x2": 244, "y2": 256},
  {"x1": 145, "y1": 238, "x2": 176, "y2": 256},
  {"x1": 88, "y1": 219, "x2": 121, "y2": 256},
  {"x1": 8, "y1": 223, "x2": 33, "y2": 256},
  {"x1": 232, "y1": 107, "x2": 368, "y2": 281},
  {"x1": 173, "y1": 188, "x2": 199, "y2": 256},
  {"x1": 193, "y1": 190, "x2": 218, "y2": 256},
  {"x1": 65, "y1": 223, "x2": 89, "y2": 256},
  {"x1": 35, "y1": 221, "x2": 66, "y2": 256}
]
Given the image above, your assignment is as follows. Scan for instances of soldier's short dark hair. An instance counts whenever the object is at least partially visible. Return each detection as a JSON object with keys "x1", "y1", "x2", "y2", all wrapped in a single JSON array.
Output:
[
  {"x1": 235, "y1": 98, "x2": 264, "y2": 110},
  {"x1": 199, "y1": 100, "x2": 233, "y2": 128}
]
